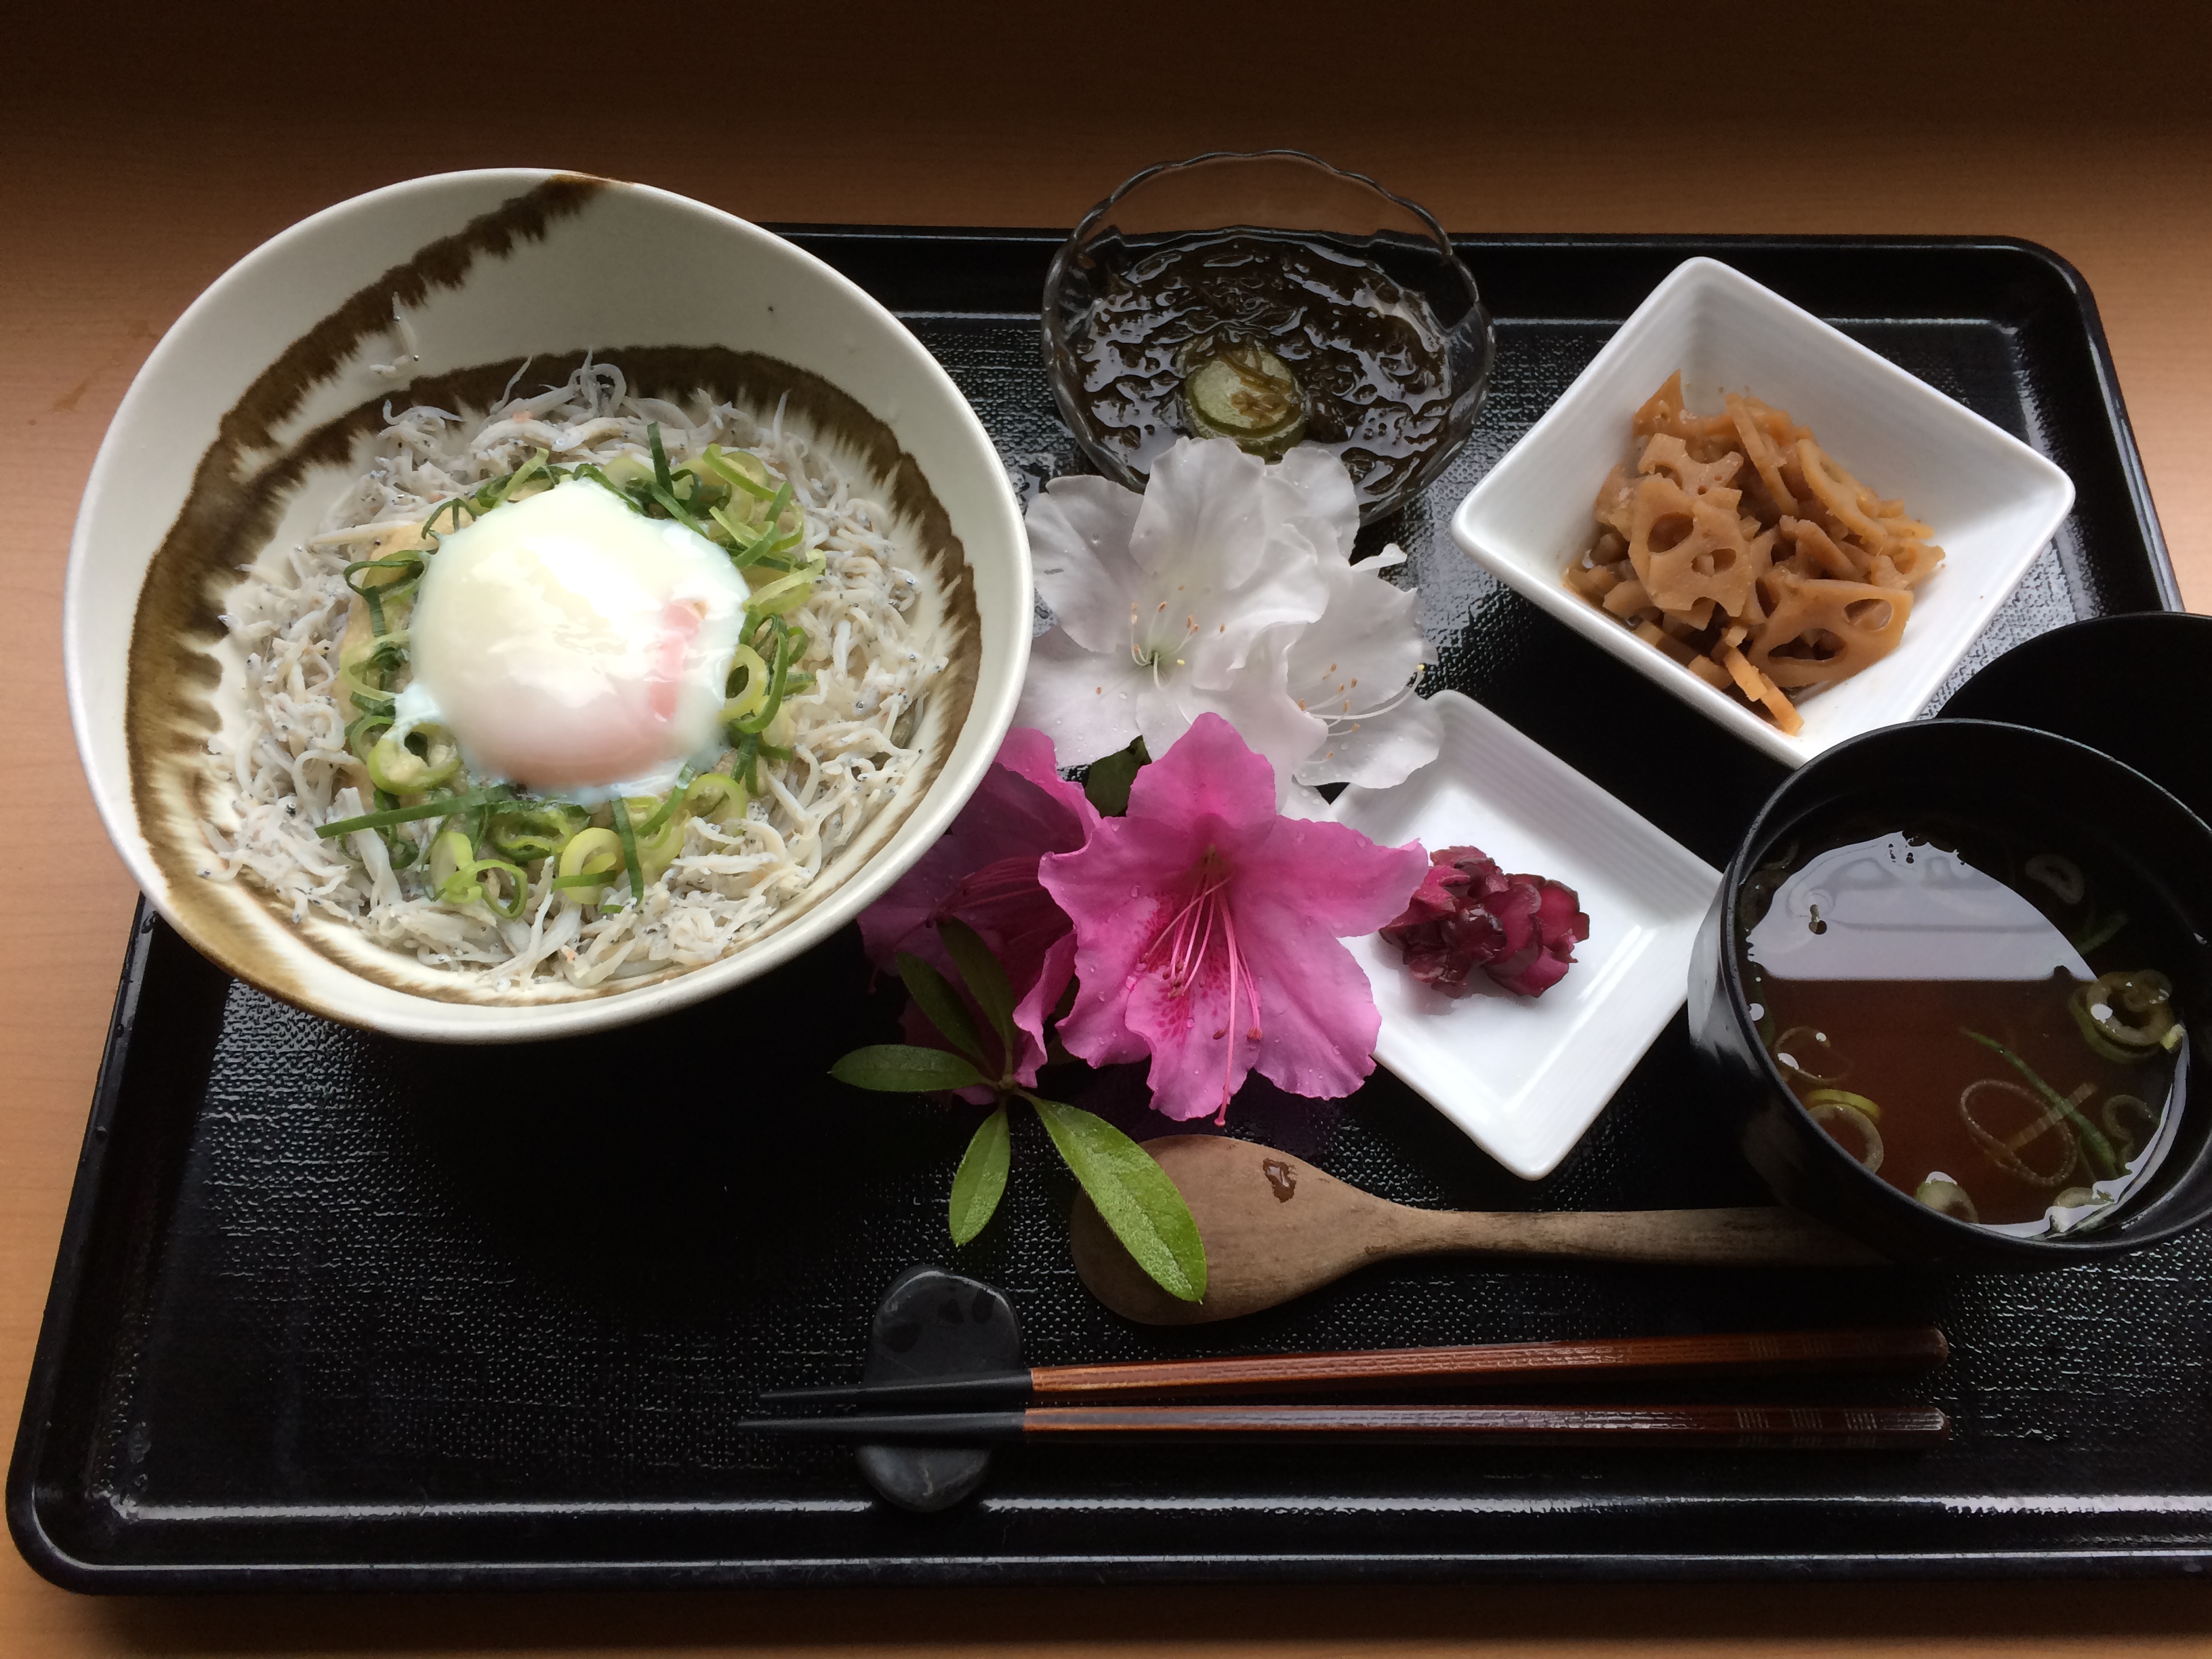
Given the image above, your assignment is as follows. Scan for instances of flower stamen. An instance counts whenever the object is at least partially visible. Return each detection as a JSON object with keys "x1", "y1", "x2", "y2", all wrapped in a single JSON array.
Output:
[
  {"x1": 1317, "y1": 670, "x2": 1425, "y2": 731},
  {"x1": 1137, "y1": 847, "x2": 1265, "y2": 1117}
]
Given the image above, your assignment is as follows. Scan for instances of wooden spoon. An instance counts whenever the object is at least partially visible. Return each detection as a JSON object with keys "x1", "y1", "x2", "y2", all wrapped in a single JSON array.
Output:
[{"x1": 1071, "y1": 1136, "x2": 1887, "y2": 1325}]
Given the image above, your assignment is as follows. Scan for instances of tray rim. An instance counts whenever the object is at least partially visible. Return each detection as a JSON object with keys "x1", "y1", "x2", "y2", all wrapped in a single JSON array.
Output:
[{"x1": 10, "y1": 227, "x2": 2192, "y2": 1594}]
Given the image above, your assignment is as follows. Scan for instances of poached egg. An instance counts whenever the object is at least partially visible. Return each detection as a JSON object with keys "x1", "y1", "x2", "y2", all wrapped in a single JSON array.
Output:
[{"x1": 395, "y1": 478, "x2": 752, "y2": 796}]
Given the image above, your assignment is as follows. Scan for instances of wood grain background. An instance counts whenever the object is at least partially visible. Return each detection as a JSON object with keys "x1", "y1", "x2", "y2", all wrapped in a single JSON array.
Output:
[{"x1": 4, "y1": 1, "x2": 2209, "y2": 1650}]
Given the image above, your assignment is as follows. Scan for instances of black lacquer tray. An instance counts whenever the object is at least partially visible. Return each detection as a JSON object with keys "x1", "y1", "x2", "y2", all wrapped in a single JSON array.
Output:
[{"x1": 12, "y1": 233, "x2": 2203, "y2": 1591}]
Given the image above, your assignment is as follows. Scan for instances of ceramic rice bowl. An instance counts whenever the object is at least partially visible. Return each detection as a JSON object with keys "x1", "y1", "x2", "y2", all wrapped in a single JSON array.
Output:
[{"x1": 64, "y1": 169, "x2": 1031, "y2": 1042}]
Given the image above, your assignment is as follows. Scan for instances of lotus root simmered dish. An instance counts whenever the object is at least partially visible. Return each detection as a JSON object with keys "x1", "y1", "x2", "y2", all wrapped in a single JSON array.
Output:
[
  {"x1": 1739, "y1": 819, "x2": 2185, "y2": 1236},
  {"x1": 1568, "y1": 374, "x2": 1945, "y2": 735}
]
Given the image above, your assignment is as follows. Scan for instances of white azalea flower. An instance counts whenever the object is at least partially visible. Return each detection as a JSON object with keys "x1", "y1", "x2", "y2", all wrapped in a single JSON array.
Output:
[
  {"x1": 1017, "y1": 438, "x2": 1439, "y2": 798},
  {"x1": 1282, "y1": 540, "x2": 1439, "y2": 789}
]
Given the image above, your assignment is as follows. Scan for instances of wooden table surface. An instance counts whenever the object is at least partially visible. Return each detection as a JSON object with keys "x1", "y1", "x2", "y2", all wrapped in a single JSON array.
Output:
[{"x1": 5, "y1": 2, "x2": 2209, "y2": 1651}]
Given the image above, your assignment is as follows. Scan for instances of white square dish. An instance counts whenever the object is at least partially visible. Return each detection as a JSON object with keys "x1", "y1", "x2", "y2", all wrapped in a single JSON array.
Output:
[
  {"x1": 1450, "y1": 256, "x2": 2076, "y2": 768},
  {"x1": 1329, "y1": 691, "x2": 1719, "y2": 1180}
]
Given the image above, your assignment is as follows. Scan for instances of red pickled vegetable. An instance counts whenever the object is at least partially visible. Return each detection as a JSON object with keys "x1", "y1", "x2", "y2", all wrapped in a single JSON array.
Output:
[{"x1": 1379, "y1": 845, "x2": 1591, "y2": 998}]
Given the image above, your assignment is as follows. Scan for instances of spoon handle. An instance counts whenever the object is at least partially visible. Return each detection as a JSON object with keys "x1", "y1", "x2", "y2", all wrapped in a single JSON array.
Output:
[{"x1": 1412, "y1": 1206, "x2": 1887, "y2": 1267}]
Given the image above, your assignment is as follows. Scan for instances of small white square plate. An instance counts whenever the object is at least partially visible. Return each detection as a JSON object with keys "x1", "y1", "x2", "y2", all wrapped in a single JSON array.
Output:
[
  {"x1": 1450, "y1": 256, "x2": 2076, "y2": 768},
  {"x1": 1330, "y1": 691, "x2": 1719, "y2": 1179}
]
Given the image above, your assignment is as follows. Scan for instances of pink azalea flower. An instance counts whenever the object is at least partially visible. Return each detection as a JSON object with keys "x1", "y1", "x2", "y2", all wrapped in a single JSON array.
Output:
[
  {"x1": 859, "y1": 727, "x2": 1098, "y2": 1089},
  {"x1": 1038, "y1": 713, "x2": 1428, "y2": 1122}
]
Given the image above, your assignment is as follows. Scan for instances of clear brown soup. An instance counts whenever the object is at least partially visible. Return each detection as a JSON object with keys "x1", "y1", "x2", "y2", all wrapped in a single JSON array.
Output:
[{"x1": 1740, "y1": 823, "x2": 2182, "y2": 1233}]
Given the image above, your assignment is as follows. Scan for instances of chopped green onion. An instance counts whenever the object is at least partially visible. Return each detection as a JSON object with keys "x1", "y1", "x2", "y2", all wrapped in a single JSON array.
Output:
[
  {"x1": 567, "y1": 462, "x2": 638, "y2": 507},
  {"x1": 729, "y1": 535, "x2": 796, "y2": 573},
  {"x1": 698, "y1": 445, "x2": 777, "y2": 501},
  {"x1": 645, "y1": 478, "x2": 710, "y2": 537},
  {"x1": 344, "y1": 711, "x2": 394, "y2": 762},
  {"x1": 485, "y1": 800, "x2": 588, "y2": 862},
  {"x1": 343, "y1": 555, "x2": 424, "y2": 597},
  {"x1": 428, "y1": 826, "x2": 531, "y2": 919},
  {"x1": 629, "y1": 427, "x2": 712, "y2": 537},
  {"x1": 722, "y1": 644, "x2": 771, "y2": 724},
  {"x1": 609, "y1": 796, "x2": 646, "y2": 904},
  {"x1": 363, "y1": 785, "x2": 425, "y2": 870},
  {"x1": 1807, "y1": 1098, "x2": 1883, "y2": 1172},
  {"x1": 466, "y1": 858, "x2": 531, "y2": 920},
  {"x1": 684, "y1": 771, "x2": 748, "y2": 828},
  {"x1": 365, "y1": 726, "x2": 461, "y2": 794},
  {"x1": 733, "y1": 621, "x2": 804, "y2": 736},
  {"x1": 554, "y1": 827, "x2": 624, "y2": 899},
  {"x1": 647, "y1": 422, "x2": 676, "y2": 497},
  {"x1": 1915, "y1": 1177, "x2": 1978, "y2": 1223},
  {"x1": 1806, "y1": 1088, "x2": 1882, "y2": 1122},
  {"x1": 428, "y1": 829, "x2": 473, "y2": 897},
  {"x1": 731, "y1": 731, "x2": 763, "y2": 792},
  {"x1": 2067, "y1": 970, "x2": 2175, "y2": 1064},
  {"x1": 422, "y1": 497, "x2": 471, "y2": 543},
  {"x1": 316, "y1": 786, "x2": 513, "y2": 840},
  {"x1": 747, "y1": 567, "x2": 815, "y2": 618},
  {"x1": 362, "y1": 631, "x2": 410, "y2": 674},
  {"x1": 1961, "y1": 1027, "x2": 2121, "y2": 1180},
  {"x1": 415, "y1": 447, "x2": 551, "y2": 553},
  {"x1": 636, "y1": 766, "x2": 695, "y2": 840},
  {"x1": 495, "y1": 447, "x2": 550, "y2": 506},
  {"x1": 2073, "y1": 909, "x2": 2130, "y2": 954},
  {"x1": 344, "y1": 555, "x2": 425, "y2": 638},
  {"x1": 623, "y1": 794, "x2": 689, "y2": 883},
  {"x1": 735, "y1": 741, "x2": 795, "y2": 789},
  {"x1": 711, "y1": 502, "x2": 776, "y2": 562}
]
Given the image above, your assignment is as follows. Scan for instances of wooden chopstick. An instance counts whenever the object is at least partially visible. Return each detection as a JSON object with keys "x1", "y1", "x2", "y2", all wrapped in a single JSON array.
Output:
[
  {"x1": 754, "y1": 1324, "x2": 1948, "y2": 1411},
  {"x1": 741, "y1": 1402, "x2": 1950, "y2": 1448}
]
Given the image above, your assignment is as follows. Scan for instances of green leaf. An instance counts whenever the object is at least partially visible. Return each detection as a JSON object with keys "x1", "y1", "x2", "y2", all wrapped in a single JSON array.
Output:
[
  {"x1": 948, "y1": 1106, "x2": 1012, "y2": 1246},
  {"x1": 1083, "y1": 735, "x2": 1149, "y2": 817},
  {"x1": 1030, "y1": 1097, "x2": 1207, "y2": 1303},
  {"x1": 830, "y1": 1044, "x2": 987, "y2": 1094},
  {"x1": 940, "y1": 918, "x2": 1017, "y2": 1071},
  {"x1": 897, "y1": 951, "x2": 987, "y2": 1064}
]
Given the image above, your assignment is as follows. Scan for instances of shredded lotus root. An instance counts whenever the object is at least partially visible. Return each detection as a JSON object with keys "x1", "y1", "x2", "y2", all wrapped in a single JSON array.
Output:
[
  {"x1": 200, "y1": 359, "x2": 945, "y2": 989},
  {"x1": 1568, "y1": 373, "x2": 1942, "y2": 734}
]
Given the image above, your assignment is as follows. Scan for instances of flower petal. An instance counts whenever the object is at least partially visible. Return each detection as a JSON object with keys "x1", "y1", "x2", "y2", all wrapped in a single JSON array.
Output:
[
  {"x1": 1044, "y1": 714, "x2": 1427, "y2": 1118},
  {"x1": 1012, "y1": 928, "x2": 1081, "y2": 1077},
  {"x1": 992, "y1": 725, "x2": 1099, "y2": 830},
  {"x1": 1271, "y1": 443, "x2": 1363, "y2": 560},
  {"x1": 857, "y1": 726, "x2": 1090, "y2": 968},
  {"x1": 1229, "y1": 812, "x2": 1430, "y2": 939},
  {"x1": 1125, "y1": 711, "x2": 1282, "y2": 840},
  {"x1": 1039, "y1": 811, "x2": 1202, "y2": 1067},
  {"x1": 1242, "y1": 910, "x2": 1387, "y2": 1101},
  {"x1": 1012, "y1": 626, "x2": 1151, "y2": 766},
  {"x1": 1019, "y1": 438, "x2": 1417, "y2": 790},
  {"x1": 1151, "y1": 665, "x2": 1328, "y2": 808},
  {"x1": 1123, "y1": 960, "x2": 1256, "y2": 1122},
  {"x1": 1027, "y1": 477, "x2": 1147, "y2": 653},
  {"x1": 1124, "y1": 442, "x2": 1331, "y2": 678},
  {"x1": 1293, "y1": 694, "x2": 1442, "y2": 789},
  {"x1": 1288, "y1": 552, "x2": 1431, "y2": 701},
  {"x1": 1214, "y1": 815, "x2": 1424, "y2": 1100}
]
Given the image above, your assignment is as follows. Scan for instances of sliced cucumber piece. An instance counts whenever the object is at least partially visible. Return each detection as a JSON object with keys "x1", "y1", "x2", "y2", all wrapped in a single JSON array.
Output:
[{"x1": 1183, "y1": 346, "x2": 1307, "y2": 458}]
